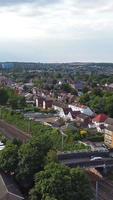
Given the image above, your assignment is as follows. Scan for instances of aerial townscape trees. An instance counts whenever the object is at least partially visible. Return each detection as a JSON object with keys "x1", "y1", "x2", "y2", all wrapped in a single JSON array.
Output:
[
  {"x1": 0, "y1": 132, "x2": 93, "y2": 199},
  {"x1": 29, "y1": 163, "x2": 92, "y2": 200}
]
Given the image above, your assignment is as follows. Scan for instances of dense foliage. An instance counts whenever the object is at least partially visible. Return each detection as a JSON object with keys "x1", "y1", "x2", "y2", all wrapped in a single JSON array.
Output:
[
  {"x1": 1, "y1": 108, "x2": 89, "y2": 152},
  {"x1": 29, "y1": 163, "x2": 92, "y2": 200},
  {"x1": 80, "y1": 89, "x2": 113, "y2": 117},
  {"x1": 0, "y1": 141, "x2": 18, "y2": 173},
  {"x1": 16, "y1": 135, "x2": 53, "y2": 188}
]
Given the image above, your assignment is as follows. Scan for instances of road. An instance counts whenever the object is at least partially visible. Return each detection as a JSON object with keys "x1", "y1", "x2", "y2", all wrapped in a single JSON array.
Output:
[
  {"x1": 60, "y1": 156, "x2": 113, "y2": 168},
  {"x1": 0, "y1": 120, "x2": 30, "y2": 142}
]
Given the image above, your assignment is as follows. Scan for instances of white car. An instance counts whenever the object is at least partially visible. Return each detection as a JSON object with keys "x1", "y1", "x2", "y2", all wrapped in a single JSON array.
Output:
[{"x1": 90, "y1": 157, "x2": 102, "y2": 161}]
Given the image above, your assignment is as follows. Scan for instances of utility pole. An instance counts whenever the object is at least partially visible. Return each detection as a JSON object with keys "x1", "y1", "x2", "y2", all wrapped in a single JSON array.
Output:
[
  {"x1": 0, "y1": 107, "x2": 2, "y2": 119},
  {"x1": 60, "y1": 130, "x2": 67, "y2": 152},
  {"x1": 61, "y1": 133, "x2": 64, "y2": 151},
  {"x1": 28, "y1": 118, "x2": 32, "y2": 134},
  {"x1": 96, "y1": 181, "x2": 98, "y2": 200}
]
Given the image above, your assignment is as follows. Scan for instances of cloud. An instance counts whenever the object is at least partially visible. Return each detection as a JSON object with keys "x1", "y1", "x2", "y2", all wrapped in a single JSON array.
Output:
[
  {"x1": 0, "y1": 0, "x2": 57, "y2": 6},
  {"x1": 0, "y1": 0, "x2": 113, "y2": 40},
  {"x1": 0, "y1": 0, "x2": 113, "y2": 62}
]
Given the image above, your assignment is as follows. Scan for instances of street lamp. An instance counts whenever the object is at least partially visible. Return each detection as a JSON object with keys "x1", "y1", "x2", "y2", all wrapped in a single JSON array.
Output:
[
  {"x1": 60, "y1": 130, "x2": 67, "y2": 152},
  {"x1": 96, "y1": 181, "x2": 98, "y2": 200},
  {"x1": 28, "y1": 117, "x2": 32, "y2": 134},
  {"x1": 0, "y1": 106, "x2": 2, "y2": 119}
]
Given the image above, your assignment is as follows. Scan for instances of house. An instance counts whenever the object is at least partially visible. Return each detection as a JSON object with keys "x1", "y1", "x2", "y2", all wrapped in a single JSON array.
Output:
[
  {"x1": 67, "y1": 111, "x2": 81, "y2": 121},
  {"x1": 53, "y1": 102, "x2": 67, "y2": 118},
  {"x1": 104, "y1": 118, "x2": 113, "y2": 148},
  {"x1": 105, "y1": 83, "x2": 113, "y2": 91},
  {"x1": 43, "y1": 99, "x2": 53, "y2": 110},
  {"x1": 92, "y1": 114, "x2": 108, "y2": 127},
  {"x1": 53, "y1": 102, "x2": 64, "y2": 113},
  {"x1": 58, "y1": 93, "x2": 75, "y2": 104},
  {"x1": 75, "y1": 113, "x2": 91, "y2": 127},
  {"x1": 104, "y1": 125, "x2": 113, "y2": 148},
  {"x1": 68, "y1": 104, "x2": 94, "y2": 116},
  {"x1": 0, "y1": 76, "x2": 8, "y2": 86},
  {"x1": 76, "y1": 113, "x2": 91, "y2": 124},
  {"x1": 36, "y1": 97, "x2": 53, "y2": 110},
  {"x1": 61, "y1": 108, "x2": 72, "y2": 120},
  {"x1": 91, "y1": 114, "x2": 108, "y2": 133},
  {"x1": 0, "y1": 173, "x2": 24, "y2": 200},
  {"x1": 104, "y1": 117, "x2": 113, "y2": 127},
  {"x1": 75, "y1": 81, "x2": 84, "y2": 91},
  {"x1": 96, "y1": 124, "x2": 105, "y2": 133}
]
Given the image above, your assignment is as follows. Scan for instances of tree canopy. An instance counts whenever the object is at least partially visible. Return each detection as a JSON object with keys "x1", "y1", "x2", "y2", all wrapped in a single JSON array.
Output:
[
  {"x1": 29, "y1": 163, "x2": 92, "y2": 200},
  {"x1": 0, "y1": 141, "x2": 18, "y2": 173},
  {"x1": 16, "y1": 135, "x2": 53, "y2": 188}
]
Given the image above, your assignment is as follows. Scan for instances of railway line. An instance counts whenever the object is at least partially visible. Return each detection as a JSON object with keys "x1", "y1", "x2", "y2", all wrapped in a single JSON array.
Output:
[{"x1": 0, "y1": 119, "x2": 30, "y2": 142}]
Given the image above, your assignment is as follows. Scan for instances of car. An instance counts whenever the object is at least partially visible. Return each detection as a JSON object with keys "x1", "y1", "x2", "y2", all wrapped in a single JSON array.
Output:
[{"x1": 90, "y1": 157, "x2": 102, "y2": 161}]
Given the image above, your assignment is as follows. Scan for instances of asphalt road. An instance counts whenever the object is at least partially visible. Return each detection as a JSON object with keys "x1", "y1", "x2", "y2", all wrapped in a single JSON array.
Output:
[
  {"x1": 0, "y1": 120, "x2": 30, "y2": 142},
  {"x1": 61, "y1": 157, "x2": 113, "y2": 164}
]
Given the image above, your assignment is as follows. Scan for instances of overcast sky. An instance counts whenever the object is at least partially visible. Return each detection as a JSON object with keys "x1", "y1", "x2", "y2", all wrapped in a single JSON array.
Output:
[{"x1": 0, "y1": 0, "x2": 113, "y2": 62}]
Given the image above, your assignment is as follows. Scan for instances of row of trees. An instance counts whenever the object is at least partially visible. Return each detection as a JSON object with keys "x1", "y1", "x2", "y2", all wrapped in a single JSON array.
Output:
[
  {"x1": 1, "y1": 109, "x2": 90, "y2": 152},
  {"x1": 0, "y1": 88, "x2": 26, "y2": 109},
  {"x1": 0, "y1": 135, "x2": 53, "y2": 188},
  {"x1": 0, "y1": 136, "x2": 92, "y2": 200},
  {"x1": 80, "y1": 89, "x2": 113, "y2": 117}
]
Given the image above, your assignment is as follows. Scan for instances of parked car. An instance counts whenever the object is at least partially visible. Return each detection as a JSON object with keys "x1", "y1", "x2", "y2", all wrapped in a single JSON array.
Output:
[{"x1": 90, "y1": 156, "x2": 102, "y2": 161}]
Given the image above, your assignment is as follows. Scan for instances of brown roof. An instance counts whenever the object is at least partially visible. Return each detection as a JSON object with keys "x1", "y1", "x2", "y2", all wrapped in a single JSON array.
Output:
[
  {"x1": 0, "y1": 173, "x2": 24, "y2": 200},
  {"x1": 105, "y1": 125, "x2": 113, "y2": 132},
  {"x1": 105, "y1": 117, "x2": 113, "y2": 126},
  {"x1": 53, "y1": 101, "x2": 67, "y2": 108},
  {"x1": 70, "y1": 111, "x2": 81, "y2": 119},
  {"x1": 77, "y1": 113, "x2": 90, "y2": 120},
  {"x1": 63, "y1": 108, "x2": 72, "y2": 115}
]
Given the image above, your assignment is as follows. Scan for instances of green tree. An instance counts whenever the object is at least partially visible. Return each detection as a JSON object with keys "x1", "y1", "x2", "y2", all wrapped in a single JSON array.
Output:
[
  {"x1": 16, "y1": 135, "x2": 53, "y2": 188},
  {"x1": 45, "y1": 150, "x2": 58, "y2": 164},
  {"x1": 9, "y1": 96, "x2": 19, "y2": 109},
  {"x1": 0, "y1": 88, "x2": 9, "y2": 105},
  {"x1": 29, "y1": 163, "x2": 92, "y2": 200},
  {"x1": 0, "y1": 141, "x2": 19, "y2": 173},
  {"x1": 18, "y1": 96, "x2": 26, "y2": 109},
  {"x1": 79, "y1": 93, "x2": 90, "y2": 104},
  {"x1": 105, "y1": 96, "x2": 113, "y2": 117}
]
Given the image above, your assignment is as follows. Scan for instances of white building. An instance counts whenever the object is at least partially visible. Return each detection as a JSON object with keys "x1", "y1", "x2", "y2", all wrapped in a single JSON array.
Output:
[{"x1": 68, "y1": 104, "x2": 94, "y2": 116}]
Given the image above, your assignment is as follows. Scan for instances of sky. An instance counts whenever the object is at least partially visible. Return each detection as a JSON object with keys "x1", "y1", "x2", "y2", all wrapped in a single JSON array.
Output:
[{"x1": 0, "y1": 0, "x2": 113, "y2": 62}]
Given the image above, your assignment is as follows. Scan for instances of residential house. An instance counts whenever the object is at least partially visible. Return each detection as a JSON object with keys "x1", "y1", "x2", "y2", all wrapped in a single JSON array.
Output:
[
  {"x1": 67, "y1": 111, "x2": 81, "y2": 121},
  {"x1": 53, "y1": 102, "x2": 64, "y2": 114},
  {"x1": 0, "y1": 173, "x2": 24, "y2": 200},
  {"x1": 36, "y1": 97, "x2": 53, "y2": 110},
  {"x1": 104, "y1": 117, "x2": 113, "y2": 148},
  {"x1": 61, "y1": 108, "x2": 72, "y2": 120},
  {"x1": 75, "y1": 113, "x2": 91, "y2": 127},
  {"x1": 104, "y1": 125, "x2": 113, "y2": 148},
  {"x1": 104, "y1": 117, "x2": 113, "y2": 127},
  {"x1": 75, "y1": 81, "x2": 84, "y2": 91},
  {"x1": 92, "y1": 114, "x2": 108, "y2": 127},
  {"x1": 105, "y1": 83, "x2": 113, "y2": 92},
  {"x1": 68, "y1": 104, "x2": 94, "y2": 116},
  {"x1": 91, "y1": 114, "x2": 108, "y2": 133}
]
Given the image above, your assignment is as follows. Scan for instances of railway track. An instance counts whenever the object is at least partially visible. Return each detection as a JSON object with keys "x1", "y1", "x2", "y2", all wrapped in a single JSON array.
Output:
[{"x1": 0, "y1": 120, "x2": 30, "y2": 142}]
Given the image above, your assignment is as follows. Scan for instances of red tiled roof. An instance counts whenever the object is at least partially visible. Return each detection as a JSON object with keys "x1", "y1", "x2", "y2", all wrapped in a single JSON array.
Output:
[{"x1": 92, "y1": 114, "x2": 108, "y2": 123}]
